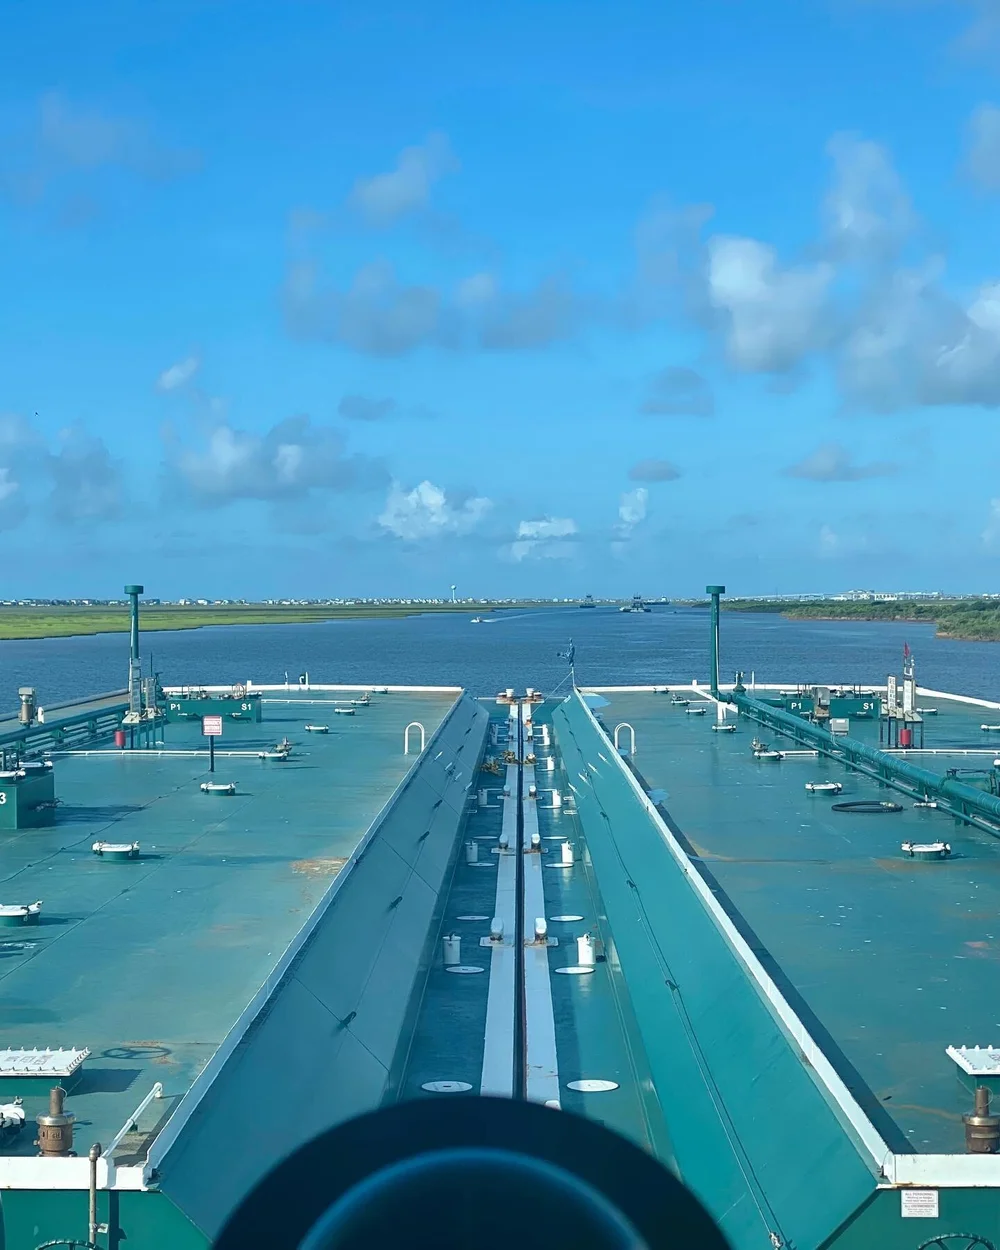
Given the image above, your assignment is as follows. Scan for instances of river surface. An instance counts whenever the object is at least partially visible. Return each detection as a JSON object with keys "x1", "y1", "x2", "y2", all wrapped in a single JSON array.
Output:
[{"x1": 1, "y1": 607, "x2": 997, "y2": 713}]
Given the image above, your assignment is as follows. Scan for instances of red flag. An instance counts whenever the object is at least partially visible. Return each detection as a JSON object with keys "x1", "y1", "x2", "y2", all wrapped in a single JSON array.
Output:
[{"x1": 903, "y1": 641, "x2": 911, "y2": 660}]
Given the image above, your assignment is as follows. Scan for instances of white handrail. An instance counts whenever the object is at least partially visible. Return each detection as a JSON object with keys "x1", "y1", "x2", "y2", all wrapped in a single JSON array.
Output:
[
  {"x1": 106, "y1": 1082, "x2": 163, "y2": 1156},
  {"x1": 613, "y1": 722, "x2": 636, "y2": 756},
  {"x1": 404, "y1": 721, "x2": 426, "y2": 755}
]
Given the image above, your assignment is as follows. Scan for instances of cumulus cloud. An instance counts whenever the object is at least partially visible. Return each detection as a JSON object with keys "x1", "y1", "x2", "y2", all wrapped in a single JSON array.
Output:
[
  {"x1": 823, "y1": 134, "x2": 913, "y2": 262},
  {"x1": 982, "y1": 497, "x2": 1000, "y2": 548},
  {"x1": 338, "y1": 394, "x2": 396, "y2": 421},
  {"x1": 784, "y1": 442, "x2": 897, "y2": 482},
  {"x1": 840, "y1": 270, "x2": 1000, "y2": 410},
  {"x1": 377, "y1": 480, "x2": 492, "y2": 540},
  {"x1": 967, "y1": 104, "x2": 1000, "y2": 190},
  {"x1": 706, "y1": 236, "x2": 835, "y2": 373},
  {"x1": 509, "y1": 516, "x2": 578, "y2": 562},
  {"x1": 477, "y1": 277, "x2": 583, "y2": 350},
  {"x1": 172, "y1": 416, "x2": 384, "y2": 505},
  {"x1": 48, "y1": 426, "x2": 124, "y2": 522},
  {"x1": 349, "y1": 133, "x2": 456, "y2": 227},
  {"x1": 0, "y1": 413, "x2": 123, "y2": 528},
  {"x1": 286, "y1": 259, "x2": 586, "y2": 356},
  {"x1": 642, "y1": 129, "x2": 1000, "y2": 411},
  {"x1": 640, "y1": 366, "x2": 714, "y2": 416},
  {"x1": 156, "y1": 355, "x2": 200, "y2": 392},
  {"x1": 611, "y1": 488, "x2": 649, "y2": 552},
  {"x1": 0, "y1": 94, "x2": 199, "y2": 212},
  {"x1": 628, "y1": 458, "x2": 681, "y2": 482}
]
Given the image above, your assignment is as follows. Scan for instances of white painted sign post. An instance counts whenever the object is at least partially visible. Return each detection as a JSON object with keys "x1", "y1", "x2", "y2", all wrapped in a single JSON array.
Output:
[{"x1": 202, "y1": 715, "x2": 223, "y2": 772}]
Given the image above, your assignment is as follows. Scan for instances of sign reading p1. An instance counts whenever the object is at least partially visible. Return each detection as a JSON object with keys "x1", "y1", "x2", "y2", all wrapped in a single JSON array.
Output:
[{"x1": 202, "y1": 715, "x2": 223, "y2": 773}]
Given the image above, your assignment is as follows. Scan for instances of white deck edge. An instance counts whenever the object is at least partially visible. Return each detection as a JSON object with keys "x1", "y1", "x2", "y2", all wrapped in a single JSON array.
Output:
[
  {"x1": 573, "y1": 686, "x2": 1000, "y2": 1186},
  {"x1": 141, "y1": 687, "x2": 470, "y2": 1186},
  {"x1": 570, "y1": 689, "x2": 894, "y2": 1175}
]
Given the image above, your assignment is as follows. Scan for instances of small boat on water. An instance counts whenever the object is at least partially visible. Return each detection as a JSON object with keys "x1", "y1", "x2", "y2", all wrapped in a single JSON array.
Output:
[
  {"x1": 670, "y1": 697, "x2": 690, "y2": 707},
  {"x1": 201, "y1": 782, "x2": 236, "y2": 796},
  {"x1": 304, "y1": 724, "x2": 329, "y2": 734},
  {"x1": 711, "y1": 723, "x2": 737, "y2": 733},
  {"x1": 334, "y1": 707, "x2": 356, "y2": 716},
  {"x1": 917, "y1": 707, "x2": 938, "y2": 715},
  {"x1": 914, "y1": 798, "x2": 939, "y2": 809},
  {"x1": 982, "y1": 724, "x2": 1000, "y2": 732},
  {"x1": 471, "y1": 617, "x2": 483, "y2": 624},
  {"x1": 686, "y1": 707, "x2": 707, "y2": 716},
  {"x1": 805, "y1": 781, "x2": 843, "y2": 794}
]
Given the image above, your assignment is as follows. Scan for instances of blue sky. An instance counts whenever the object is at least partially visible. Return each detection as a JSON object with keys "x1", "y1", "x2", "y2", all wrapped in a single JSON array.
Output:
[{"x1": 3, "y1": 0, "x2": 1000, "y2": 599}]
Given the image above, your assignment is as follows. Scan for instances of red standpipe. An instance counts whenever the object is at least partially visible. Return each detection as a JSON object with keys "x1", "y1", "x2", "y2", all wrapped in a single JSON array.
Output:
[{"x1": 114, "y1": 730, "x2": 126, "y2": 748}]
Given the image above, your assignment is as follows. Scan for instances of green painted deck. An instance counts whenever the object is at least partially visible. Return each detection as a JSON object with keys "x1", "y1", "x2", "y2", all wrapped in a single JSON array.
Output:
[
  {"x1": 0, "y1": 690, "x2": 456, "y2": 1163},
  {"x1": 594, "y1": 688, "x2": 1000, "y2": 1154}
]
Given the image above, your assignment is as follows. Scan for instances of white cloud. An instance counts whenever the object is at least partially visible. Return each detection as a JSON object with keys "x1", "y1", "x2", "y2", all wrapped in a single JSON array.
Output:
[
  {"x1": 378, "y1": 480, "x2": 492, "y2": 540},
  {"x1": 983, "y1": 498, "x2": 1000, "y2": 548},
  {"x1": 349, "y1": 133, "x2": 456, "y2": 227},
  {"x1": 629, "y1": 458, "x2": 681, "y2": 482},
  {"x1": 0, "y1": 413, "x2": 122, "y2": 527},
  {"x1": 784, "y1": 443, "x2": 897, "y2": 482},
  {"x1": 156, "y1": 355, "x2": 200, "y2": 392},
  {"x1": 824, "y1": 133, "x2": 913, "y2": 261},
  {"x1": 969, "y1": 104, "x2": 1000, "y2": 191},
  {"x1": 706, "y1": 236, "x2": 835, "y2": 373},
  {"x1": 640, "y1": 366, "x2": 714, "y2": 416},
  {"x1": 285, "y1": 258, "x2": 586, "y2": 357},
  {"x1": 841, "y1": 269, "x2": 1000, "y2": 410},
  {"x1": 455, "y1": 272, "x2": 497, "y2": 307},
  {"x1": 819, "y1": 524, "x2": 840, "y2": 557},
  {"x1": 509, "y1": 516, "x2": 578, "y2": 562},
  {"x1": 617, "y1": 488, "x2": 648, "y2": 528},
  {"x1": 174, "y1": 416, "x2": 383, "y2": 505}
]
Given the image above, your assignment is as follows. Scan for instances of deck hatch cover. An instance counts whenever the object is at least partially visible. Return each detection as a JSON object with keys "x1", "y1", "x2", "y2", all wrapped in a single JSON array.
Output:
[{"x1": 0, "y1": 1047, "x2": 90, "y2": 1076}]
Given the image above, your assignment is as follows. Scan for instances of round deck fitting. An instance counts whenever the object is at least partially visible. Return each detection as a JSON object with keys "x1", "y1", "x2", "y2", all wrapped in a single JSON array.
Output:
[
  {"x1": 831, "y1": 800, "x2": 903, "y2": 814},
  {"x1": 550, "y1": 915, "x2": 584, "y2": 922},
  {"x1": 444, "y1": 965, "x2": 484, "y2": 975},
  {"x1": 455, "y1": 915, "x2": 489, "y2": 922},
  {"x1": 421, "y1": 1081, "x2": 473, "y2": 1093},
  {"x1": 554, "y1": 966, "x2": 595, "y2": 975},
  {"x1": 566, "y1": 1080, "x2": 618, "y2": 1093},
  {"x1": 901, "y1": 841, "x2": 952, "y2": 860}
]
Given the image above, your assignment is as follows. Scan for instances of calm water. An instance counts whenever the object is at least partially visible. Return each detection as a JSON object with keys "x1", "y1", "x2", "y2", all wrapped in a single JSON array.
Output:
[{"x1": 1, "y1": 607, "x2": 997, "y2": 714}]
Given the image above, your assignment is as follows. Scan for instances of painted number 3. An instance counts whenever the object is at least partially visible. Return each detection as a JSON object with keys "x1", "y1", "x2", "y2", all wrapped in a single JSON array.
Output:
[{"x1": 0, "y1": 793, "x2": 7, "y2": 804}]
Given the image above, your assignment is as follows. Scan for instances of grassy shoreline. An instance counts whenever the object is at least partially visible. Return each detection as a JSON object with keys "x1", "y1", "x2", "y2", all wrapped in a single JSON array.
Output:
[
  {"x1": 0, "y1": 602, "x2": 562, "y2": 641},
  {"x1": 721, "y1": 598, "x2": 1000, "y2": 642}
]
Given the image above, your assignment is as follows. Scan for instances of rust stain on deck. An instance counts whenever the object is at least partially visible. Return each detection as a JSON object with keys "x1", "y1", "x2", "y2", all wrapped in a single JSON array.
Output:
[{"x1": 292, "y1": 857, "x2": 348, "y2": 877}]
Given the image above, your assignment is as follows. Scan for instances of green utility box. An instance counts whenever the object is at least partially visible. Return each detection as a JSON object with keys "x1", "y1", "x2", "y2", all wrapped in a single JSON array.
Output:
[
  {"x1": 761, "y1": 696, "x2": 815, "y2": 717},
  {"x1": 0, "y1": 765, "x2": 56, "y2": 829},
  {"x1": 165, "y1": 694, "x2": 262, "y2": 724},
  {"x1": 829, "y1": 695, "x2": 880, "y2": 719}
]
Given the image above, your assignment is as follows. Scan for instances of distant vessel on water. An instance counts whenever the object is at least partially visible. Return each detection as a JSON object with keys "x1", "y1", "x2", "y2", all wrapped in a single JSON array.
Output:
[
  {"x1": 619, "y1": 594, "x2": 651, "y2": 613},
  {"x1": 471, "y1": 616, "x2": 483, "y2": 624},
  {"x1": 579, "y1": 595, "x2": 596, "y2": 608}
]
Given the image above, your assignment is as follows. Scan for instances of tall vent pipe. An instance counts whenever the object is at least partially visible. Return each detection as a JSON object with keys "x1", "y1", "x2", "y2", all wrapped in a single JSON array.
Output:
[{"x1": 707, "y1": 585, "x2": 725, "y2": 698}]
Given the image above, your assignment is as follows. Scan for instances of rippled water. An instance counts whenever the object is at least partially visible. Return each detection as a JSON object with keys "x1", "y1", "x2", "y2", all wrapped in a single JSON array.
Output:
[{"x1": 0, "y1": 606, "x2": 995, "y2": 713}]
